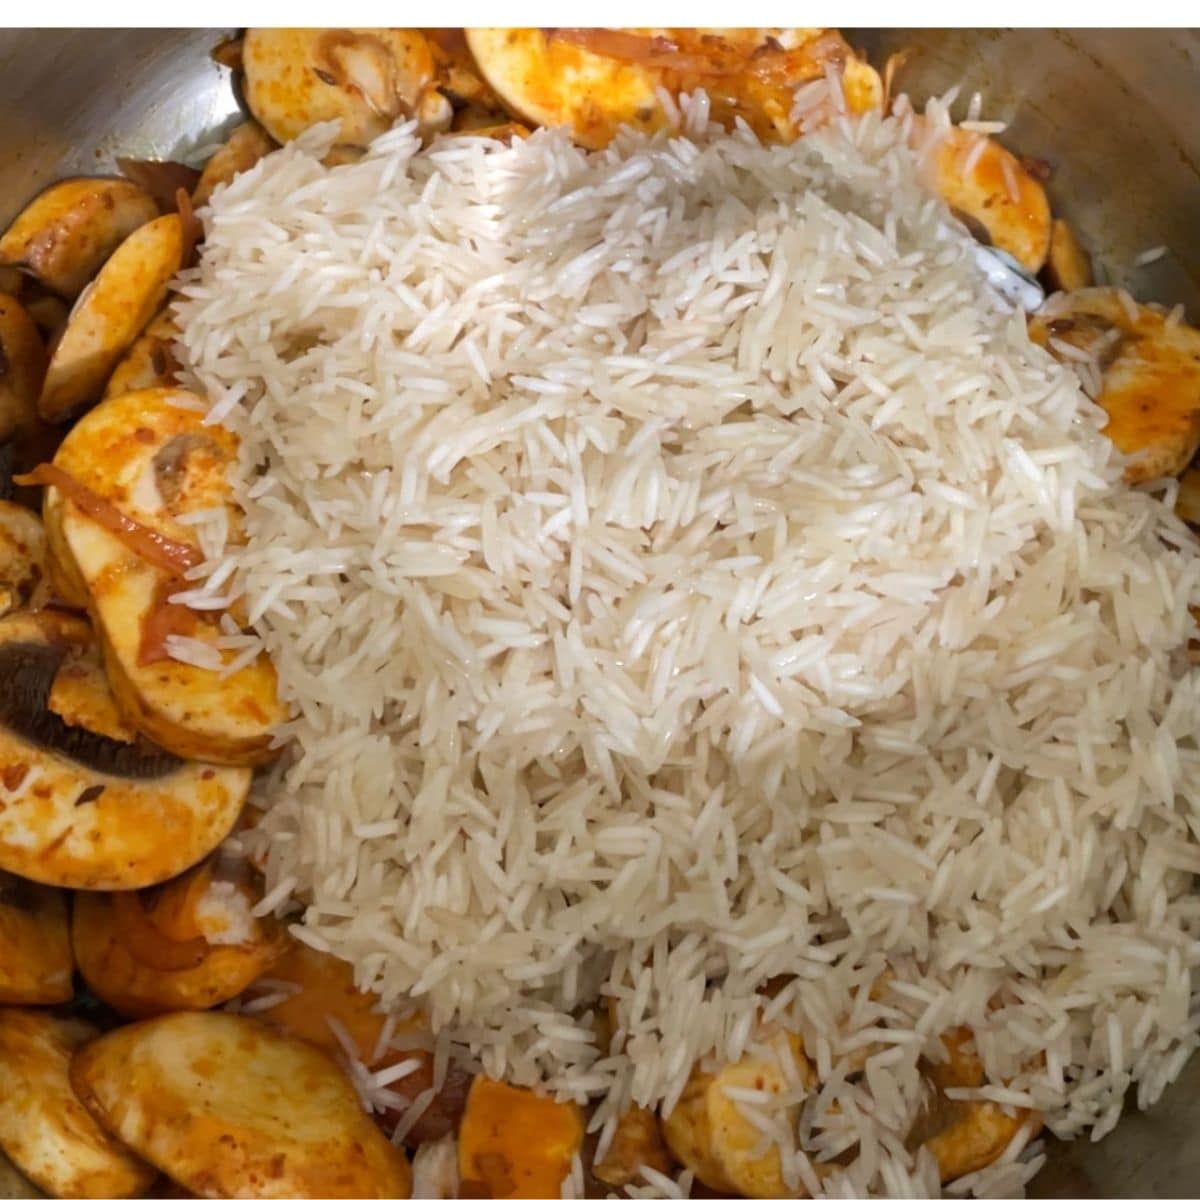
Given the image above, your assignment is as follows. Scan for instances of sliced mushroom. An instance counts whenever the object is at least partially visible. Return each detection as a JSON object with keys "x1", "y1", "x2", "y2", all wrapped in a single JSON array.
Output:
[
  {"x1": 39, "y1": 215, "x2": 185, "y2": 424},
  {"x1": 463, "y1": 28, "x2": 860, "y2": 151},
  {"x1": 444, "y1": 120, "x2": 531, "y2": 142},
  {"x1": 0, "y1": 1010, "x2": 157, "y2": 1199},
  {"x1": 71, "y1": 1011, "x2": 413, "y2": 1199},
  {"x1": 42, "y1": 484, "x2": 91, "y2": 608},
  {"x1": 842, "y1": 54, "x2": 884, "y2": 114},
  {"x1": 102, "y1": 309, "x2": 181, "y2": 401},
  {"x1": 192, "y1": 122, "x2": 277, "y2": 209},
  {"x1": 73, "y1": 857, "x2": 284, "y2": 1018},
  {"x1": 0, "y1": 501, "x2": 47, "y2": 617},
  {"x1": 0, "y1": 609, "x2": 250, "y2": 890},
  {"x1": 0, "y1": 1150, "x2": 39, "y2": 1200},
  {"x1": 1029, "y1": 287, "x2": 1200, "y2": 482},
  {"x1": 254, "y1": 940, "x2": 390, "y2": 1061},
  {"x1": 0, "y1": 295, "x2": 47, "y2": 446},
  {"x1": 0, "y1": 871, "x2": 72, "y2": 1004},
  {"x1": 21, "y1": 289, "x2": 70, "y2": 350},
  {"x1": 593, "y1": 1105, "x2": 673, "y2": 1189},
  {"x1": 1177, "y1": 467, "x2": 1200, "y2": 525},
  {"x1": 912, "y1": 1028, "x2": 1042, "y2": 1183},
  {"x1": 925, "y1": 127, "x2": 1052, "y2": 274},
  {"x1": 256, "y1": 939, "x2": 471, "y2": 1146},
  {"x1": 0, "y1": 178, "x2": 160, "y2": 302},
  {"x1": 661, "y1": 1030, "x2": 814, "y2": 1198},
  {"x1": 242, "y1": 28, "x2": 446, "y2": 148},
  {"x1": 116, "y1": 159, "x2": 202, "y2": 216},
  {"x1": 427, "y1": 28, "x2": 504, "y2": 111},
  {"x1": 458, "y1": 1076, "x2": 584, "y2": 1199},
  {"x1": 1045, "y1": 217, "x2": 1093, "y2": 293},
  {"x1": 37, "y1": 386, "x2": 285, "y2": 765}
]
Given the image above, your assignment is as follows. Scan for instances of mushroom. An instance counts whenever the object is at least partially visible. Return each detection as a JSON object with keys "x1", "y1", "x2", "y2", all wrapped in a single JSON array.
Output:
[
  {"x1": 0, "y1": 178, "x2": 160, "y2": 301},
  {"x1": 191, "y1": 122, "x2": 278, "y2": 209},
  {"x1": 0, "y1": 608, "x2": 250, "y2": 889},
  {"x1": 0, "y1": 294, "x2": 47, "y2": 446},
  {"x1": 42, "y1": 481, "x2": 92, "y2": 608},
  {"x1": 458, "y1": 1075, "x2": 584, "y2": 1199},
  {"x1": 0, "y1": 871, "x2": 73, "y2": 1004},
  {"x1": 254, "y1": 939, "x2": 472, "y2": 1146},
  {"x1": 463, "y1": 28, "x2": 866, "y2": 151},
  {"x1": 661, "y1": 1029, "x2": 816, "y2": 1198},
  {"x1": 910, "y1": 1027, "x2": 1042, "y2": 1183},
  {"x1": 0, "y1": 500, "x2": 47, "y2": 618},
  {"x1": 102, "y1": 309, "x2": 182, "y2": 401},
  {"x1": 1045, "y1": 217, "x2": 1093, "y2": 293},
  {"x1": 1029, "y1": 287, "x2": 1200, "y2": 481},
  {"x1": 71, "y1": 1011, "x2": 413, "y2": 1199},
  {"x1": 1177, "y1": 467, "x2": 1200, "y2": 525},
  {"x1": 0, "y1": 1010, "x2": 157, "y2": 1199},
  {"x1": 242, "y1": 28, "x2": 447, "y2": 148},
  {"x1": 31, "y1": 386, "x2": 285, "y2": 765},
  {"x1": 923, "y1": 126, "x2": 1052, "y2": 274},
  {"x1": 72, "y1": 855, "x2": 285, "y2": 1018},
  {"x1": 593, "y1": 1105, "x2": 673, "y2": 1189},
  {"x1": 20, "y1": 289, "x2": 70, "y2": 350},
  {"x1": 39, "y1": 214, "x2": 186, "y2": 424}
]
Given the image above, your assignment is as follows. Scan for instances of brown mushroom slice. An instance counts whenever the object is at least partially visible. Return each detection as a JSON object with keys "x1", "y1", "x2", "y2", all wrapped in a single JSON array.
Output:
[
  {"x1": 192, "y1": 123, "x2": 277, "y2": 209},
  {"x1": 0, "y1": 872, "x2": 72, "y2": 1004},
  {"x1": 444, "y1": 119, "x2": 531, "y2": 141},
  {"x1": 254, "y1": 940, "x2": 390, "y2": 1060},
  {"x1": 71, "y1": 1011, "x2": 413, "y2": 1199},
  {"x1": 116, "y1": 160, "x2": 202, "y2": 216},
  {"x1": 0, "y1": 178, "x2": 160, "y2": 301},
  {"x1": 0, "y1": 609, "x2": 250, "y2": 890},
  {"x1": 463, "y1": 28, "x2": 858, "y2": 151},
  {"x1": 0, "y1": 295, "x2": 47, "y2": 446},
  {"x1": 1029, "y1": 287, "x2": 1200, "y2": 482},
  {"x1": 593, "y1": 1105, "x2": 673, "y2": 1188},
  {"x1": 21, "y1": 289, "x2": 70, "y2": 350},
  {"x1": 39, "y1": 215, "x2": 185, "y2": 424},
  {"x1": 0, "y1": 1010, "x2": 157, "y2": 1199},
  {"x1": 0, "y1": 501, "x2": 47, "y2": 617},
  {"x1": 913, "y1": 1028, "x2": 1042, "y2": 1183},
  {"x1": 40, "y1": 387, "x2": 284, "y2": 766},
  {"x1": 255, "y1": 939, "x2": 470, "y2": 1146},
  {"x1": 925, "y1": 127, "x2": 1052, "y2": 274},
  {"x1": 41, "y1": 484, "x2": 91, "y2": 609},
  {"x1": 1177, "y1": 467, "x2": 1200, "y2": 525},
  {"x1": 242, "y1": 28, "x2": 447, "y2": 148},
  {"x1": 1045, "y1": 218, "x2": 1093, "y2": 293},
  {"x1": 661, "y1": 1030, "x2": 815, "y2": 1198},
  {"x1": 73, "y1": 857, "x2": 284, "y2": 1019},
  {"x1": 427, "y1": 28, "x2": 503, "y2": 111},
  {"x1": 0, "y1": 1150, "x2": 39, "y2": 1199},
  {"x1": 458, "y1": 1076, "x2": 584, "y2": 1199},
  {"x1": 102, "y1": 309, "x2": 181, "y2": 401}
]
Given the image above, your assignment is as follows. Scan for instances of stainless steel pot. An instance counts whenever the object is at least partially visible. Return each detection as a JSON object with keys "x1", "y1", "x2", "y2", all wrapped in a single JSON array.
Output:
[{"x1": 1, "y1": 27, "x2": 1198, "y2": 1199}]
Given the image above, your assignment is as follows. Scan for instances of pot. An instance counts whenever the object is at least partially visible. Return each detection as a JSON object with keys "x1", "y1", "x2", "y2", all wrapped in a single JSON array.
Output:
[{"x1": 0, "y1": 27, "x2": 1197, "y2": 1199}]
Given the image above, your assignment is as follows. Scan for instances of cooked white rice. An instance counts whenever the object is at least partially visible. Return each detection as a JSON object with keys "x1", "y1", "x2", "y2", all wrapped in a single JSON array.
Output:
[{"x1": 175, "y1": 92, "x2": 1200, "y2": 1198}]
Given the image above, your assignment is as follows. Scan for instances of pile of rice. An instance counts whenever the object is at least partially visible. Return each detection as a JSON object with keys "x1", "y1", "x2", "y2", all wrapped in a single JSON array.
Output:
[{"x1": 175, "y1": 89, "x2": 1200, "y2": 1197}]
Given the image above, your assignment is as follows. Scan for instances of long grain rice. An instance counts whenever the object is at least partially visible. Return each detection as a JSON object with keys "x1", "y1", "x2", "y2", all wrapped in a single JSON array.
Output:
[{"x1": 175, "y1": 95, "x2": 1200, "y2": 1198}]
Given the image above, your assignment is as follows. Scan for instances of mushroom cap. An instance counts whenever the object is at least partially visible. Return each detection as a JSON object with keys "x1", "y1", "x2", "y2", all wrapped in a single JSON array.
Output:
[{"x1": 0, "y1": 609, "x2": 250, "y2": 889}]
